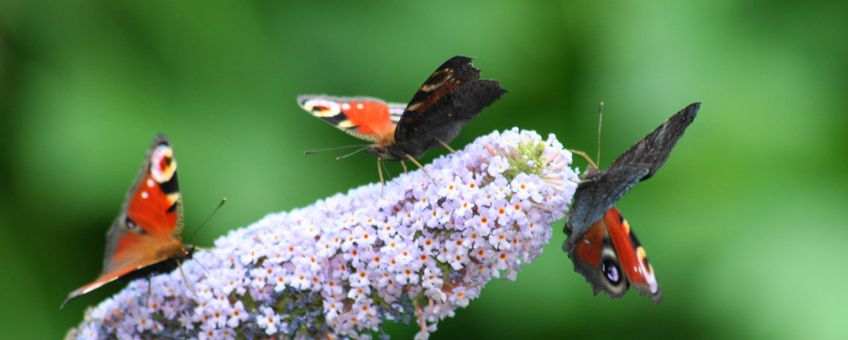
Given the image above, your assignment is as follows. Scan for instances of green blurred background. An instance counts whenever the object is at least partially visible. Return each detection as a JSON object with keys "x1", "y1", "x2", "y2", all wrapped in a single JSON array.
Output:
[{"x1": 2, "y1": 0, "x2": 846, "y2": 339}]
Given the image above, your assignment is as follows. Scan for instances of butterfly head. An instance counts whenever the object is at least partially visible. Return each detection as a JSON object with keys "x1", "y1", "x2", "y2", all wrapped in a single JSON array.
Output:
[
  {"x1": 180, "y1": 244, "x2": 196, "y2": 259},
  {"x1": 366, "y1": 143, "x2": 402, "y2": 161}
]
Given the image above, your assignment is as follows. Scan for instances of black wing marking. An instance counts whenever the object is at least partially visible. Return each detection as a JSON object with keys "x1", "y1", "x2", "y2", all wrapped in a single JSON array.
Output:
[
  {"x1": 393, "y1": 56, "x2": 505, "y2": 158},
  {"x1": 564, "y1": 102, "x2": 699, "y2": 251}
]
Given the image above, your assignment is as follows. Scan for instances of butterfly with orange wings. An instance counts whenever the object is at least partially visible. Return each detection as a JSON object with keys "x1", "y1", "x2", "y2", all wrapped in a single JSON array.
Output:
[
  {"x1": 298, "y1": 56, "x2": 505, "y2": 181},
  {"x1": 62, "y1": 135, "x2": 193, "y2": 308},
  {"x1": 565, "y1": 103, "x2": 699, "y2": 303}
]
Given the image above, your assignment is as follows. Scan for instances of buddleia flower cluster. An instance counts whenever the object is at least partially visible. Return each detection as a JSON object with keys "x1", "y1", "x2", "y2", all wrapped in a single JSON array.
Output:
[{"x1": 67, "y1": 128, "x2": 579, "y2": 339}]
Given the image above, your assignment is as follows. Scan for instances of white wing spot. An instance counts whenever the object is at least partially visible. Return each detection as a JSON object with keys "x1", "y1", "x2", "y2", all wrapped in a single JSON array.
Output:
[
  {"x1": 146, "y1": 179, "x2": 155, "y2": 188},
  {"x1": 356, "y1": 103, "x2": 364, "y2": 110},
  {"x1": 141, "y1": 191, "x2": 149, "y2": 199},
  {"x1": 342, "y1": 103, "x2": 351, "y2": 110}
]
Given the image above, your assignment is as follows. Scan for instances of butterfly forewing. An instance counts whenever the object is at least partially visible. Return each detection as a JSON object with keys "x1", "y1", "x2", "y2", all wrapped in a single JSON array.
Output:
[
  {"x1": 608, "y1": 102, "x2": 699, "y2": 179},
  {"x1": 396, "y1": 56, "x2": 479, "y2": 132},
  {"x1": 394, "y1": 56, "x2": 505, "y2": 149},
  {"x1": 63, "y1": 134, "x2": 190, "y2": 308},
  {"x1": 298, "y1": 95, "x2": 397, "y2": 143}
]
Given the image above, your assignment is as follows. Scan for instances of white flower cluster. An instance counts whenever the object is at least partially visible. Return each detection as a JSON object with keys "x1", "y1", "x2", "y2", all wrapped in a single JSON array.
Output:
[{"x1": 68, "y1": 129, "x2": 579, "y2": 339}]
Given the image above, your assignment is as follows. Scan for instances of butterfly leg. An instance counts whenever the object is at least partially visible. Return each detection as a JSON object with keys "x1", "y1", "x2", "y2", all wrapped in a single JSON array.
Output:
[
  {"x1": 436, "y1": 138, "x2": 456, "y2": 153},
  {"x1": 176, "y1": 259, "x2": 195, "y2": 295},
  {"x1": 377, "y1": 158, "x2": 385, "y2": 193},
  {"x1": 146, "y1": 274, "x2": 153, "y2": 307},
  {"x1": 404, "y1": 154, "x2": 434, "y2": 183},
  {"x1": 400, "y1": 160, "x2": 409, "y2": 173},
  {"x1": 193, "y1": 257, "x2": 213, "y2": 277}
]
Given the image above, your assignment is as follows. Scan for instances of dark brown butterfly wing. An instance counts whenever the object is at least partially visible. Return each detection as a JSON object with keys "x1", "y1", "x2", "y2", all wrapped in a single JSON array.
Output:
[
  {"x1": 564, "y1": 165, "x2": 650, "y2": 251},
  {"x1": 391, "y1": 56, "x2": 505, "y2": 159},
  {"x1": 564, "y1": 102, "x2": 699, "y2": 251},
  {"x1": 608, "y1": 102, "x2": 699, "y2": 180}
]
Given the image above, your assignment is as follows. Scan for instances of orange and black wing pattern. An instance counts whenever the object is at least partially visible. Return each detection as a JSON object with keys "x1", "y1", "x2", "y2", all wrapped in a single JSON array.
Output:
[
  {"x1": 298, "y1": 96, "x2": 401, "y2": 144},
  {"x1": 63, "y1": 135, "x2": 188, "y2": 308},
  {"x1": 564, "y1": 103, "x2": 698, "y2": 303}
]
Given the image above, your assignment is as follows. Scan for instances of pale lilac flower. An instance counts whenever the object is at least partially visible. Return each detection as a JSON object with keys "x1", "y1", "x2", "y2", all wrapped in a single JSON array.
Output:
[
  {"x1": 256, "y1": 307, "x2": 280, "y2": 335},
  {"x1": 66, "y1": 129, "x2": 578, "y2": 339},
  {"x1": 226, "y1": 301, "x2": 248, "y2": 328},
  {"x1": 487, "y1": 155, "x2": 510, "y2": 176}
]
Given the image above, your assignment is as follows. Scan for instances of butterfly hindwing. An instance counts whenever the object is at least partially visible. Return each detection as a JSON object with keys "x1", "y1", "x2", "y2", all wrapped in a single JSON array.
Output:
[
  {"x1": 298, "y1": 95, "x2": 399, "y2": 143},
  {"x1": 569, "y1": 208, "x2": 661, "y2": 303}
]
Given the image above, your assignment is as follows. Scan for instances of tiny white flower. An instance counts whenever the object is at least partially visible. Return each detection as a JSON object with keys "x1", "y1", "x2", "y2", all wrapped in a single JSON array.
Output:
[
  {"x1": 487, "y1": 156, "x2": 510, "y2": 176},
  {"x1": 256, "y1": 307, "x2": 280, "y2": 335}
]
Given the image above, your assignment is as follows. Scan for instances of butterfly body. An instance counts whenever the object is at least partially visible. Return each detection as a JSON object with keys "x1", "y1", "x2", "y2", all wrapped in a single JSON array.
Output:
[
  {"x1": 62, "y1": 135, "x2": 191, "y2": 308},
  {"x1": 298, "y1": 56, "x2": 505, "y2": 161},
  {"x1": 564, "y1": 102, "x2": 700, "y2": 303}
]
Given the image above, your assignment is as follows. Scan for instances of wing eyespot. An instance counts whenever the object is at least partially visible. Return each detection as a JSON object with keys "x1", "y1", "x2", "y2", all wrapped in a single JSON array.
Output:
[
  {"x1": 124, "y1": 216, "x2": 139, "y2": 231},
  {"x1": 150, "y1": 145, "x2": 176, "y2": 183},
  {"x1": 301, "y1": 98, "x2": 342, "y2": 118},
  {"x1": 602, "y1": 258, "x2": 623, "y2": 284}
]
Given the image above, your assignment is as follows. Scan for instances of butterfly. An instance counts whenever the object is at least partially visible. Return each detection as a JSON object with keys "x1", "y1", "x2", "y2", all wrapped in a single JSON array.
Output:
[
  {"x1": 62, "y1": 134, "x2": 193, "y2": 308},
  {"x1": 563, "y1": 102, "x2": 700, "y2": 303},
  {"x1": 297, "y1": 56, "x2": 505, "y2": 175}
]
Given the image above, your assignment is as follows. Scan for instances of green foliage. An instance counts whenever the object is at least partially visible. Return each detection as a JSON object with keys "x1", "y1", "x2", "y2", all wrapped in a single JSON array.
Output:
[{"x1": 0, "y1": 0, "x2": 846, "y2": 339}]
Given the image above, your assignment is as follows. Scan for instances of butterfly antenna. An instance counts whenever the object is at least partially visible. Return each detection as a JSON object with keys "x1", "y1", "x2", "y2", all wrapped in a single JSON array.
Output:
[
  {"x1": 304, "y1": 144, "x2": 370, "y2": 155},
  {"x1": 596, "y1": 101, "x2": 605, "y2": 166},
  {"x1": 186, "y1": 197, "x2": 227, "y2": 244},
  {"x1": 335, "y1": 146, "x2": 370, "y2": 161},
  {"x1": 146, "y1": 276, "x2": 153, "y2": 307},
  {"x1": 193, "y1": 257, "x2": 212, "y2": 278}
]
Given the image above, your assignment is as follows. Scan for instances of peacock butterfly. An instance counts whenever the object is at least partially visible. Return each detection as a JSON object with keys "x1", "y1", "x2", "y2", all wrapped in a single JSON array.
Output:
[
  {"x1": 62, "y1": 134, "x2": 193, "y2": 308},
  {"x1": 297, "y1": 56, "x2": 505, "y2": 165},
  {"x1": 564, "y1": 102, "x2": 699, "y2": 303}
]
